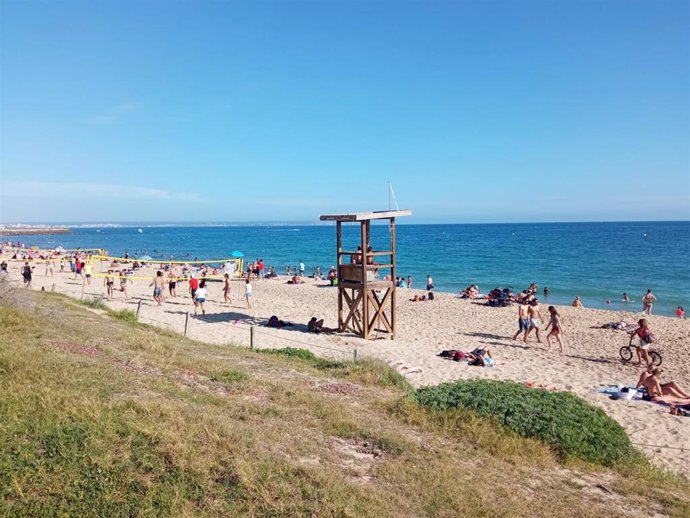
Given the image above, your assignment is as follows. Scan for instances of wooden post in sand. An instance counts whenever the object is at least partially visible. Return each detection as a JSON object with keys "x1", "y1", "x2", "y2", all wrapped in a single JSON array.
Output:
[
  {"x1": 184, "y1": 312, "x2": 189, "y2": 336},
  {"x1": 51, "y1": 283, "x2": 55, "y2": 292},
  {"x1": 136, "y1": 300, "x2": 142, "y2": 318},
  {"x1": 250, "y1": 326, "x2": 255, "y2": 349},
  {"x1": 80, "y1": 277, "x2": 85, "y2": 301},
  {"x1": 353, "y1": 348, "x2": 358, "y2": 362}
]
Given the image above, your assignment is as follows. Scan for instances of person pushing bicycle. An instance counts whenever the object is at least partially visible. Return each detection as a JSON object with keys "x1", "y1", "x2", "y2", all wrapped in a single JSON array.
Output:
[{"x1": 629, "y1": 318, "x2": 654, "y2": 367}]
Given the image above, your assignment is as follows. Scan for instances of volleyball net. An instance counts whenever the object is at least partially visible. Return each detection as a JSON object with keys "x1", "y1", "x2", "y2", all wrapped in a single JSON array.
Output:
[{"x1": 86, "y1": 255, "x2": 245, "y2": 282}]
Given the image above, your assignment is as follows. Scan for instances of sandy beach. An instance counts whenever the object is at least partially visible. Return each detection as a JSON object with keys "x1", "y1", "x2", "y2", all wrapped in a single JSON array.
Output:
[{"x1": 4, "y1": 258, "x2": 689, "y2": 478}]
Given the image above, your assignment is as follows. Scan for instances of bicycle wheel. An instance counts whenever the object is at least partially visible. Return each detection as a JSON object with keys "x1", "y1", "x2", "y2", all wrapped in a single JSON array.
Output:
[
  {"x1": 619, "y1": 346, "x2": 633, "y2": 362},
  {"x1": 649, "y1": 351, "x2": 662, "y2": 367}
]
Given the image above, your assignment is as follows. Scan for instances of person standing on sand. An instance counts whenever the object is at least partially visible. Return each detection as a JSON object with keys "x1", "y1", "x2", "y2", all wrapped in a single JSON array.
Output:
[
  {"x1": 245, "y1": 278, "x2": 253, "y2": 308},
  {"x1": 299, "y1": 260, "x2": 305, "y2": 277},
  {"x1": 407, "y1": 276, "x2": 413, "y2": 289},
  {"x1": 524, "y1": 299, "x2": 543, "y2": 343},
  {"x1": 194, "y1": 280, "x2": 207, "y2": 316},
  {"x1": 167, "y1": 271, "x2": 177, "y2": 297},
  {"x1": 104, "y1": 270, "x2": 115, "y2": 299},
  {"x1": 512, "y1": 300, "x2": 531, "y2": 341},
  {"x1": 189, "y1": 273, "x2": 199, "y2": 302},
  {"x1": 629, "y1": 318, "x2": 654, "y2": 367},
  {"x1": 545, "y1": 306, "x2": 565, "y2": 352},
  {"x1": 642, "y1": 289, "x2": 657, "y2": 314},
  {"x1": 45, "y1": 259, "x2": 53, "y2": 277},
  {"x1": 426, "y1": 275, "x2": 434, "y2": 291},
  {"x1": 149, "y1": 270, "x2": 165, "y2": 306},
  {"x1": 223, "y1": 273, "x2": 232, "y2": 302}
]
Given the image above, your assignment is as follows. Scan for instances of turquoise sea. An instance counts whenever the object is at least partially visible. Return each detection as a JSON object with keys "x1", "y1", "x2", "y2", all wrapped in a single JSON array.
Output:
[{"x1": 4, "y1": 221, "x2": 689, "y2": 317}]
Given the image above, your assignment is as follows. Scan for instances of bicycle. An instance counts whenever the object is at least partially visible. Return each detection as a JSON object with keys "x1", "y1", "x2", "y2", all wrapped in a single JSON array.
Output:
[{"x1": 619, "y1": 341, "x2": 662, "y2": 367}]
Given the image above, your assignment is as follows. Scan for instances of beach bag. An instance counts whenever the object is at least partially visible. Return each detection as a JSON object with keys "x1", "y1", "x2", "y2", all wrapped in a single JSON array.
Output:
[{"x1": 642, "y1": 331, "x2": 656, "y2": 344}]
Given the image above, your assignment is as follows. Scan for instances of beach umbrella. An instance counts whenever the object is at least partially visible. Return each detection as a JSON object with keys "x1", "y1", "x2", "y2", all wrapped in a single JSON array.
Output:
[
  {"x1": 138, "y1": 254, "x2": 153, "y2": 261},
  {"x1": 231, "y1": 250, "x2": 244, "y2": 258},
  {"x1": 54, "y1": 246, "x2": 66, "y2": 253}
]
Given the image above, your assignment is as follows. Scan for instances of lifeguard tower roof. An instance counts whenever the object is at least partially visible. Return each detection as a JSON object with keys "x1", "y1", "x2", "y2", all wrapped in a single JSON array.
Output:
[{"x1": 319, "y1": 209, "x2": 412, "y2": 222}]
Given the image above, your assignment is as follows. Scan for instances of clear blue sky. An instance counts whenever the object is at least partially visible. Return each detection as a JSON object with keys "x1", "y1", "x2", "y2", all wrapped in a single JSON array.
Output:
[{"x1": 1, "y1": 0, "x2": 688, "y2": 223}]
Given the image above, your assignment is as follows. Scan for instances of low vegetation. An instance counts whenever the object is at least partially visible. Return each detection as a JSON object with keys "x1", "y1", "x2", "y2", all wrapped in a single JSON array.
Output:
[
  {"x1": 1, "y1": 289, "x2": 688, "y2": 517},
  {"x1": 413, "y1": 380, "x2": 635, "y2": 466}
]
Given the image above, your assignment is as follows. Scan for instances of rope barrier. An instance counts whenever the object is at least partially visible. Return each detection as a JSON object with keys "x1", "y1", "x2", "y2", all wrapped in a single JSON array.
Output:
[{"x1": 631, "y1": 442, "x2": 688, "y2": 452}]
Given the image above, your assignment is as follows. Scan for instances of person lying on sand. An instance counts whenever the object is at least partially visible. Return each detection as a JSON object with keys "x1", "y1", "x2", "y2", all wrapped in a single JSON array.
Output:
[
  {"x1": 637, "y1": 366, "x2": 690, "y2": 399},
  {"x1": 409, "y1": 294, "x2": 427, "y2": 302},
  {"x1": 266, "y1": 315, "x2": 294, "y2": 328},
  {"x1": 467, "y1": 348, "x2": 494, "y2": 367},
  {"x1": 640, "y1": 369, "x2": 690, "y2": 405}
]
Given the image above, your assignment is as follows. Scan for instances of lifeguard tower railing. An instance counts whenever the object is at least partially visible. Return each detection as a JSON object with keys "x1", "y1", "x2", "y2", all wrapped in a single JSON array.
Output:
[{"x1": 319, "y1": 210, "x2": 411, "y2": 340}]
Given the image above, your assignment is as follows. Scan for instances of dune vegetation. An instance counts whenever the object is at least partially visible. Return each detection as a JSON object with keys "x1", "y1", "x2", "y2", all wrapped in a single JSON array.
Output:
[{"x1": 1, "y1": 286, "x2": 688, "y2": 517}]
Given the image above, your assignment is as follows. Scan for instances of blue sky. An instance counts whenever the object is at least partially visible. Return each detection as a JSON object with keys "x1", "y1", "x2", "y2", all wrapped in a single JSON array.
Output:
[{"x1": 1, "y1": 0, "x2": 688, "y2": 223}]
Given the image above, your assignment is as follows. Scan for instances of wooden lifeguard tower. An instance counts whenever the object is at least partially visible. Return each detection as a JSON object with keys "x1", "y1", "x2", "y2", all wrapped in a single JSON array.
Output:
[{"x1": 319, "y1": 210, "x2": 412, "y2": 340}]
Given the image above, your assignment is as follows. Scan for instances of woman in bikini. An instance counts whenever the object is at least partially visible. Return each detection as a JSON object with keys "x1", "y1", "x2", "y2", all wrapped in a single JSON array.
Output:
[
  {"x1": 544, "y1": 306, "x2": 564, "y2": 352},
  {"x1": 223, "y1": 273, "x2": 232, "y2": 302},
  {"x1": 642, "y1": 369, "x2": 690, "y2": 405}
]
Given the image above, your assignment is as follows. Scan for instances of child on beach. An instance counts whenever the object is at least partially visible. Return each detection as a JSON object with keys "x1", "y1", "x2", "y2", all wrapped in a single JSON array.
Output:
[
  {"x1": 194, "y1": 281, "x2": 207, "y2": 316},
  {"x1": 677, "y1": 306, "x2": 685, "y2": 319},
  {"x1": 545, "y1": 306, "x2": 565, "y2": 352},
  {"x1": 245, "y1": 278, "x2": 253, "y2": 309}
]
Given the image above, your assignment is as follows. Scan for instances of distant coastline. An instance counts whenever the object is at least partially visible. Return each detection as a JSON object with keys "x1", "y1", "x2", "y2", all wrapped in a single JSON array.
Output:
[{"x1": 0, "y1": 225, "x2": 71, "y2": 236}]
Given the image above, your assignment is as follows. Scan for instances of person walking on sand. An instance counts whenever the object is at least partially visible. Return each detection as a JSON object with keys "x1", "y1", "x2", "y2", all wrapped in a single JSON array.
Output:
[
  {"x1": 524, "y1": 299, "x2": 543, "y2": 343},
  {"x1": 245, "y1": 278, "x2": 253, "y2": 308},
  {"x1": 426, "y1": 275, "x2": 434, "y2": 291},
  {"x1": 545, "y1": 306, "x2": 565, "y2": 352},
  {"x1": 149, "y1": 270, "x2": 165, "y2": 306},
  {"x1": 22, "y1": 262, "x2": 32, "y2": 288},
  {"x1": 118, "y1": 270, "x2": 129, "y2": 299},
  {"x1": 642, "y1": 289, "x2": 657, "y2": 314},
  {"x1": 223, "y1": 273, "x2": 232, "y2": 302},
  {"x1": 512, "y1": 299, "x2": 531, "y2": 341},
  {"x1": 45, "y1": 259, "x2": 54, "y2": 277}
]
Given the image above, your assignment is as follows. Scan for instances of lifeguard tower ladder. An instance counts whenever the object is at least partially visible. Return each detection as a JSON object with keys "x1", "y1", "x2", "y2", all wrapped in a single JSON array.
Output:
[{"x1": 319, "y1": 210, "x2": 412, "y2": 340}]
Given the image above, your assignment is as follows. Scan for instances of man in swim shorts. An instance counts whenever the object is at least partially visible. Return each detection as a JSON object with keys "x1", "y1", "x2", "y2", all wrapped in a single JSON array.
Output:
[
  {"x1": 512, "y1": 300, "x2": 530, "y2": 341},
  {"x1": 150, "y1": 270, "x2": 166, "y2": 306},
  {"x1": 524, "y1": 299, "x2": 543, "y2": 343}
]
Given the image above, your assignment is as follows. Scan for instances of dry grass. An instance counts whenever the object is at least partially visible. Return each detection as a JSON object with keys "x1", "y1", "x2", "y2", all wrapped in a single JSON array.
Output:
[{"x1": 1, "y1": 288, "x2": 688, "y2": 517}]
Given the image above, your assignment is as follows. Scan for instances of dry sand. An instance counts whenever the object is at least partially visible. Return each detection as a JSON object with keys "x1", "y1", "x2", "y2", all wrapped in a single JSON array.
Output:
[{"x1": 6, "y1": 259, "x2": 690, "y2": 478}]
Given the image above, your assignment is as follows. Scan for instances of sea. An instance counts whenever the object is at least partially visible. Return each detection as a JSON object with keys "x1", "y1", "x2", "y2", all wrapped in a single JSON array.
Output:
[{"x1": 4, "y1": 221, "x2": 689, "y2": 317}]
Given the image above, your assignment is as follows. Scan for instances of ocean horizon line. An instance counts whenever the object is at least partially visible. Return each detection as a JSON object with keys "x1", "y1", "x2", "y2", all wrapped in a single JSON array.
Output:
[{"x1": 1, "y1": 219, "x2": 689, "y2": 229}]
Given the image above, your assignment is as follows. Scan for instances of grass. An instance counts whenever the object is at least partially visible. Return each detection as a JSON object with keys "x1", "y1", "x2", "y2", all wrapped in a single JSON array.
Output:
[{"x1": 1, "y1": 290, "x2": 688, "y2": 517}]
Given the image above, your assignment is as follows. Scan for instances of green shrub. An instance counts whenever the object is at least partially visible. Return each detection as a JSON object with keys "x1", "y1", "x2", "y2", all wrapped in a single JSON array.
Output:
[
  {"x1": 211, "y1": 369, "x2": 249, "y2": 384},
  {"x1": 258, "y1": 348, "x2": 345, "y2": 369},
  {"x1": 109, "y1": 309, "x2": 138, "y2": 324},
  {"x1": 413, "y1": 380, "x2": 635, "y2": 466}
]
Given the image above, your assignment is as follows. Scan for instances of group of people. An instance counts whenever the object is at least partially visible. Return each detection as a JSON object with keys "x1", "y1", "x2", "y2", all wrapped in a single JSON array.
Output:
[{"x1": 512, "y1": 298, "x2": 565, "y2": 352}]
